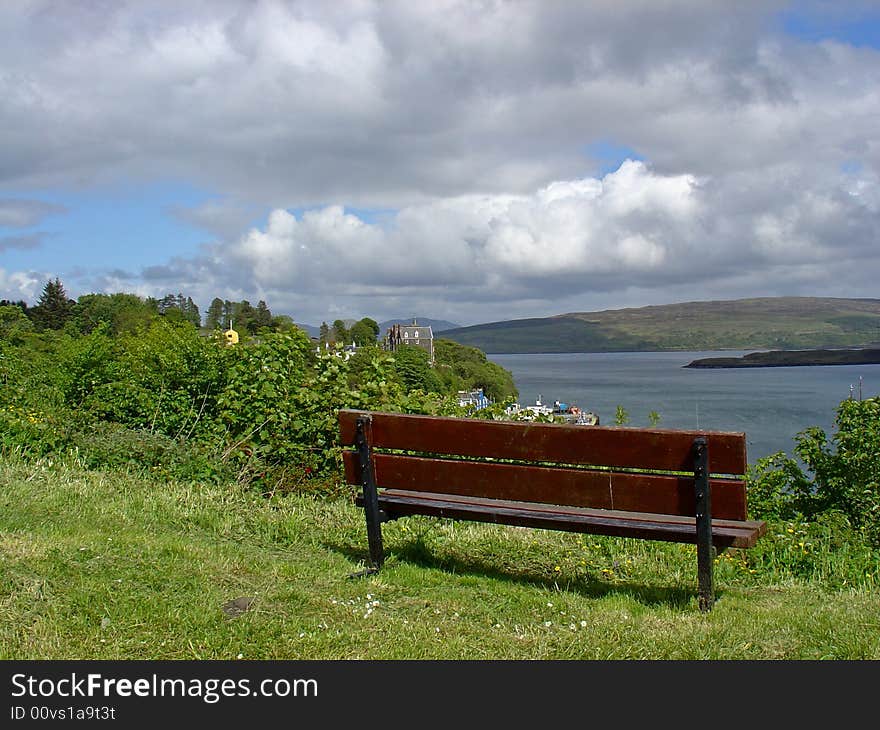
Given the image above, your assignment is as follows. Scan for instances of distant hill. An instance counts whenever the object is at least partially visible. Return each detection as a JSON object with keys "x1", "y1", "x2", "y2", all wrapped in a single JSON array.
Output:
[
  {"x1": 378, "y1": 317, "x2": 461, "y2": 333},
  {"x1": 295, "y1": 323, "x2": 320, "y2": 338},
  {"x1": 440, "y1": 297, "x2": 880, "y2": 353}
]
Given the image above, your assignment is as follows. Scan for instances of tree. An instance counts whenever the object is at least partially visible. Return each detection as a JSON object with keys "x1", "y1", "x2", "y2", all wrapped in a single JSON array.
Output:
[
  {"x1": 391, "y1": 345, "x2": 443, "y2": 393},
  {"x1": 0, "y1": 304, "x2": 34, "y2": 344},
  {"x1": 319, "y1": 322, "x2": 330, "y2": 345},
  {"x1": 0, "y1": 299, "x2": 29, "y2": 313},
  {"x1": 255, "y1": 300, "x2": 273, "y2": 330},
  {"x1": 614, "y1": 405, "x2": 630, "y2": 426},
  {"x1": 332, "y1": 319, "x2": 349, "y2": 344},
  {"x1": 349, "y1": 317, "x2": 380, "y2": 346},
  {"x1": 157, "y1": 292, "x2": 200, "y2": 328},
  {"x1": 183, "y1": 296, "x2": 201, "y2": 328},
  {"x1": 205, "y1": 298, "x2": 224, "y2": 330},
  {"x1": 270, "y1": 315, "x2": 298, "y2": 333},
  {"x1": 72, "y1": 293, "x2": 158, "y2": 335},
  {"x1": 432, "y1": 338, "x2": 517, "y2": 401},
  {"x1": 29, "y1": 278, "x2": 74, "y2": 331},
  {"x1": 648, "y1": 411, "x2": 661, "y2": 427}
]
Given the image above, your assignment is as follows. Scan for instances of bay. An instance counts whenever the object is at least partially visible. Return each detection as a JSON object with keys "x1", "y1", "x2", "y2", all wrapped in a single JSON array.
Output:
[{"x1": 488, "y1": 351, "x2": 880, "y2": 464}]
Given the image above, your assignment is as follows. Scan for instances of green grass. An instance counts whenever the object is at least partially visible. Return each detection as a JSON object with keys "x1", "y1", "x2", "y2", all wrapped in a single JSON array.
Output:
[{"x1": 1, "y1": 456, "x2": 878, "y2": 659}]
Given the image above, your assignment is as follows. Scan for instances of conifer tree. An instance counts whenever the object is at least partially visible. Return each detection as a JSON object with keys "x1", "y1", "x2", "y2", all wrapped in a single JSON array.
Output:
[
  {"x1": 30, "y1": 278, "x2": 74, "y2": 330},
  {"x1": 206, "y1": 298, "x2": 224, "y2": 329}
]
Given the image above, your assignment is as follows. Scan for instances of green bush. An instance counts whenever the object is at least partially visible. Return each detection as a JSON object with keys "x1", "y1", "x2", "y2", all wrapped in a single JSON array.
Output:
[
  {"x1": 748, "y1": 396, "x2": 880, "y2": 545},
  {"x1": 86, "y1": 319, "x2": 225, "y2": 439}
]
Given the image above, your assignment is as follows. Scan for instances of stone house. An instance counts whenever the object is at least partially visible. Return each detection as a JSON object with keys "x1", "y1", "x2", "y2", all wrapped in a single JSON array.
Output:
[{"x1": 384, "y1": 318, "x2": 434, "y2": 364}]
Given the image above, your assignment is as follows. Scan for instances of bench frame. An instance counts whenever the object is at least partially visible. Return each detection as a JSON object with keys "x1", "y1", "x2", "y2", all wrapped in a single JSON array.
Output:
[{"x1": 342, "y1": 410, "x2": 766, "y2": 612}]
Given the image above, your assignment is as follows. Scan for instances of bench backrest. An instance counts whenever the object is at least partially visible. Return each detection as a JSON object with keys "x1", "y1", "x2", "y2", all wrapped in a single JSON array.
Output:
[{"x1": 338, "y1": 409, "x2": 749, "y2": 521}]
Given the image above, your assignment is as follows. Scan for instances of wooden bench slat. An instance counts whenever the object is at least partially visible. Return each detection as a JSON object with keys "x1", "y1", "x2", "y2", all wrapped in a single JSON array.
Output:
[
  {"x1": 367, "y1": 488, "x2": 767, "y2": 536},
  {"x1": 343, "y1": 451, "x2": 749, "y2": 521},
  {"x1": 359, "y1": 491, "x2": 765, "y2": 549},
  {"x1": 339, "y1": 409, "x2": 747, "y2": 476}
]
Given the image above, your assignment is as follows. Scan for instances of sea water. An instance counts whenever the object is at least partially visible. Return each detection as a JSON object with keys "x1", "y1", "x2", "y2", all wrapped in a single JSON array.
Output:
[{"x1": 488, "y1": 351, "x2": 880, "y2": 464}]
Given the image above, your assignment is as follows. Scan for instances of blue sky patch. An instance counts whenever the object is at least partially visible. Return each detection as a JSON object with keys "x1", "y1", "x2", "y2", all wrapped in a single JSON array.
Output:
[
  {"x1": 779, "y1": 3, "x2": 880, "y2": 49},
  {"x1": 584, "y1": 141, "x2": 645, "y2": 177}
]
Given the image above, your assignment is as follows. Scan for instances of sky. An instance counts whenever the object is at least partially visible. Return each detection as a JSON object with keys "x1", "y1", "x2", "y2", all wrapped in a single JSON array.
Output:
[{"x1": 1, "y1": 0, "x2": 879, "y2": 327}]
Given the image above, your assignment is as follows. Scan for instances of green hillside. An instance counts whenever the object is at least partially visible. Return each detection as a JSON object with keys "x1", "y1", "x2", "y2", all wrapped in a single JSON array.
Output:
[{"x1": 441, "y1": 297, "x2": 880, "y2": 353}]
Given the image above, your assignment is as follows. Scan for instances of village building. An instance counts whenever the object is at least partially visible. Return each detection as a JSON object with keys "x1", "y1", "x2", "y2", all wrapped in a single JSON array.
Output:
[{"x1": 384, "y1": 318, "x2": 434, "y2": 364}]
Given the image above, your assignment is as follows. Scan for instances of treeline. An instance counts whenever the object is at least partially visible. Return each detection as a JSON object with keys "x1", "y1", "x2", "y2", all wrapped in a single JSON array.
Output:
[
  {"x1": 319, "y1": 318, "x2": 380, "y2": 346},
  {"x1": 1, "y1": 279, "x2": 296, "y2": 338},
  {"x1": 1, "y1": 280, "x2": 519, "y2": 491}
]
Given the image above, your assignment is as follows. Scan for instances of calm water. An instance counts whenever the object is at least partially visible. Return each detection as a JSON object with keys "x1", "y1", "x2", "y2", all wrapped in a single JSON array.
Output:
[{"x1": 488, "y1": 351, "x2": 880, "y2": 464}]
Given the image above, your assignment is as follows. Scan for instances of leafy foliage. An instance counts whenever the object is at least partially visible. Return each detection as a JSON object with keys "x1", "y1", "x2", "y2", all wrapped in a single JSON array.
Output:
[
  {"x1": 0, "y1": 304, "x2": 34, "y2": 344},
  {"x1": 71, "y1": 293, "x2": 158, "y2": 335},
  {"x1": 433, "y1": 338, "x2": 517, "y2": 401},
  {"x1": 748, "y1": 397, "x2": 880, "y2": 545},
  {"x1": 349, "y1": 317, "x2": 380, "y2": 346},
  {"x1": 157, "y1": 292, "x2": 201, "y2": 328},
  {"x1": 2, "y1": 287, "x2": 520, "y2": 490},
  {"x1": 389, "y1": 345, "x2": 443, "y2": 393}
]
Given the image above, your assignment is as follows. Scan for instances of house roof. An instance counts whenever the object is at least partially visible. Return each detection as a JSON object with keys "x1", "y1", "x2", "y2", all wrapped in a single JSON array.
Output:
[{"x1": 388, "y1": 320, "x2": 433, "y2": 339}]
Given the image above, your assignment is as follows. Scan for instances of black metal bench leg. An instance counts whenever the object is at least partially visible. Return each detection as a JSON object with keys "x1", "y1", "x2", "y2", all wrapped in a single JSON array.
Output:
[
  {"x1": 694, "y1": 437, "x2": 714, "y2": 612},
  {"x1": 356, "y1": 416, "x2": 384, "y2": 572}
]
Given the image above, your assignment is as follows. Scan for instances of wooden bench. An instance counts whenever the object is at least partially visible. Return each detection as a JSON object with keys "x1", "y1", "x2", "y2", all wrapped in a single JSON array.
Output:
[{"x1": 338, "y1": 409, "x2": 767, "y2": 611}]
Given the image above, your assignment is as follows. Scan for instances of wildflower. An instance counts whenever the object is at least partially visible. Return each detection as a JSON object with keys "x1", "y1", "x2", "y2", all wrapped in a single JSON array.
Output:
[{"x1": 580, "y1": 620, "x2": 587, "y2": 628}]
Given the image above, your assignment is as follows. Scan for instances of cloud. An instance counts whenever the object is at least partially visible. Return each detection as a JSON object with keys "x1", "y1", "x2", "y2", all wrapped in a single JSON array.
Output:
[
  {"x1": 168, "y1": 199, "x2": 264, "y2": 241},
  {"x1": 134, "y1": 156, "x2": 878, "y2": 324},
  {"x1": 1, "y1": 1, "x2": 875, "y2": 205},
  {"x1": 2, "y1": 2, "x2": 879, "y2": 322},
  {"x1": 0, "y1": 268, "x2": 45, "y2": 302},
  {"x1": 0, "y1": 199, "x2": 66, "y2": 227},
  {"x1": 0, "y1": 232, "x2": 47, "y2": 252}
]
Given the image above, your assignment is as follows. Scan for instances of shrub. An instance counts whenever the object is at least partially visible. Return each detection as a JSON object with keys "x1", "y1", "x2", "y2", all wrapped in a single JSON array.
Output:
[
  {"x1": 748, "y1": 396, "x2": 880, "y2": 545},
  {"x1": 86, "y1": 319, "x2": 225, "y2": 439}
]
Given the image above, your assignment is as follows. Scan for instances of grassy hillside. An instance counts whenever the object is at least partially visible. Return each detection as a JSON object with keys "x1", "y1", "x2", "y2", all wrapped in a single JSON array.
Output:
[
  {"x1": 442, "y1": 297, "x2": 880, "y2": 353},
  {"x1": 2, "y1": 456, "x2": 878, "y2": 660}
]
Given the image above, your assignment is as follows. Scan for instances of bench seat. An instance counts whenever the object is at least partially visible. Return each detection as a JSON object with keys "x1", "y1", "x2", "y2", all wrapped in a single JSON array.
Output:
[{"x1": 357, "y1": 489, "x2": 767, "y2": 549}]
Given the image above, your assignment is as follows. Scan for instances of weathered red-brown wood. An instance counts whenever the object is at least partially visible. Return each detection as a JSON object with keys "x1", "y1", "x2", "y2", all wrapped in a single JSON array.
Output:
[
  {"x1": 338, "y1": 409, "x2": 747, "y2": 476},
  {"x1": 343, "y1": 451, "x2": 748, "y2": 520},
  {"x1": 355, "y1": 490, "x2": 765, "y2": 549},
  {"x1": 368, "y1": 488, "x2": 766, "y2": 535}
]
